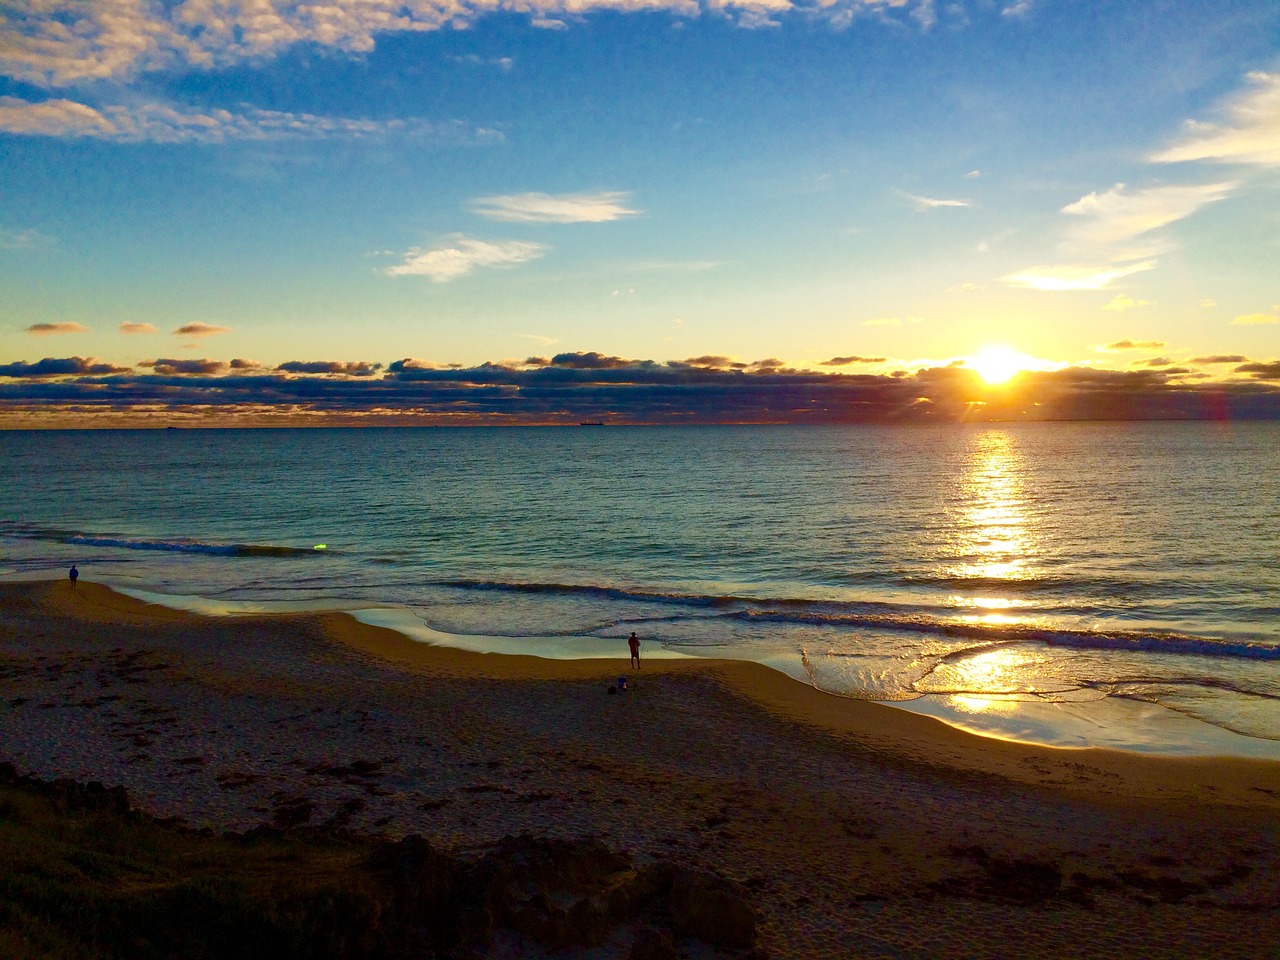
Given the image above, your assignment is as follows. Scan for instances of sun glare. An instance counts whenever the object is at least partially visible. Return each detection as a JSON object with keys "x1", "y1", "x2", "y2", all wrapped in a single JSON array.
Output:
[{"x1": 968, "y1": 346, "x2": 1040, "y2": 385}]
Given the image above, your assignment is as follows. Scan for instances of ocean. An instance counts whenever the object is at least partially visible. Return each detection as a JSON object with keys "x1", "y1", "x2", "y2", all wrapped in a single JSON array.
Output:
[{"x1": 2, "y1": 423, "x2": 1277, "y2": 757}]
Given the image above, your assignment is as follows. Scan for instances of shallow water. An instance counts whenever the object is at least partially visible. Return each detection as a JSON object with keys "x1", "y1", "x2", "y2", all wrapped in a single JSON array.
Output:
[{"x1": 2, "y1": 423, "x2": 1277, "y2": 756}]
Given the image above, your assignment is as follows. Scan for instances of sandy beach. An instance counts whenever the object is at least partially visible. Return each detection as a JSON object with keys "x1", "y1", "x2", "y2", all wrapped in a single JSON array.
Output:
[{"x1": 2, "y1": 579, "x2": 1278, "y2": 958}]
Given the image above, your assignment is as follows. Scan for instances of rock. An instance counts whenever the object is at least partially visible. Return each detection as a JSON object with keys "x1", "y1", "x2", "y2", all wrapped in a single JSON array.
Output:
[
  {"x1": 630, "y1": 925, "x2": 678, "y2": 960},
  {"x1": 670, "y1": 868, "x2": 758, "y2": 950}
]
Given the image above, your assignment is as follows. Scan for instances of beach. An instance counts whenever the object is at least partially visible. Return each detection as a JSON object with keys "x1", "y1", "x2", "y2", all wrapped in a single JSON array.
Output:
[{"x1": 3, "y1": 578, "x2": 1279, "y2": 958}]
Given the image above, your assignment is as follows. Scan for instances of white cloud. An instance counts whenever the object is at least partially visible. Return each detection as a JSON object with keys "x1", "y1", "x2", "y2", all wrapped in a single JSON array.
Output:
[
  {"x1": 1001, "y1": 261, "x2": 1157, "y2": 292},
  {"x1": 520, "y1": 334, "x2": 559, "y2": 345},
  {"x1": 469, "y1": 191, "x2": 640, "y2": 224},
  {"x1": 1153, "y1": 72, "x2": 1280, "y2": 168},
  {"x1": 386, "y1": 235, "x2": 548, "y2": 282},
  {"x1": 0, "y1": 96, "x2": 499, "y2": 145},
  {"x1": 1231, "y1": 313, "x2": 1278, "y2": 325},
  {"x1": 1060, "y1": 182, "x2": 1235, "y2": 252},
  {"x1": 1101, "y1": 294, "x2": 1150, "y2": 313},
  {"x1": 900, "y1": 192, "x2": 970, "y2": 212},
  {"x1": 1, "y1": 3, "x2": 960, "y2": 89}
]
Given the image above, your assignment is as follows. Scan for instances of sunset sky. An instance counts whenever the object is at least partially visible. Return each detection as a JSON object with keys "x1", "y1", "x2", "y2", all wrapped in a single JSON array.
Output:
[{"x1": 1, "y1": 1, "x2": 1278, "y2": 424}]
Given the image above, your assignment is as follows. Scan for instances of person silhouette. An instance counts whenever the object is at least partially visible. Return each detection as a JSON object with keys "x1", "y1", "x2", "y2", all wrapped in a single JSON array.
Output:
[
  {"x1": 628, "y1": 632, "x2": 640, "y2": 669},
  {"x1": 69, "y1": 564, "x2": 79, "y2": 589}
]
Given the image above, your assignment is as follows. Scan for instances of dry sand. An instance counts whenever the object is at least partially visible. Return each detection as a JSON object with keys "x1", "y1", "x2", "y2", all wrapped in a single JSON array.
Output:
[{"x1": 2, "y1": 579, "x2": 1278, "y2": 958}]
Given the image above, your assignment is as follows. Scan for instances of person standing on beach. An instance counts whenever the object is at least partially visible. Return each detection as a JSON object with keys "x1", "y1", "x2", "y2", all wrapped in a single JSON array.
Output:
[
  {"x1": 68, "y1": 564, "x2": 78, "y2": 589},
  {"x1": 628, "y1": 632, "x2": 641, "y2": 669}
]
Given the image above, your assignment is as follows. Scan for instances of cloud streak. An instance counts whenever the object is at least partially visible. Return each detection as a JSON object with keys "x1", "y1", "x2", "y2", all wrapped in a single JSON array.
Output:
[
  {"x1": 1001, "y1": 261, "x2": 1156, "y2": 292},
  {"x1": 901, "y1": 192, "x2": 970, "y2": 212},
  {"x1": 386, "y1": 235, "x2": 549, "y2": 282},
  {"x1": 469, "y1": 191, "x2": 640, "y2": 223},
  {"x1": 0, "y1": 96, "x2": 496, "y2": 145},
  {"x1": 1060, "y1": 182, "x2": 1235, "y2": 253}
]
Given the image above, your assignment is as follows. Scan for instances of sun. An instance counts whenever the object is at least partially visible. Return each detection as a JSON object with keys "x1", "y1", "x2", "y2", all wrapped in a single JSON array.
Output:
[{"x1": 967, "y1": 345, "x2": 1040, "y2": 385}]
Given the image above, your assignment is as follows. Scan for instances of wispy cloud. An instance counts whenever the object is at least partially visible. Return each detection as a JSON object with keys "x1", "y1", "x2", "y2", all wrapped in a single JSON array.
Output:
[
  {"x1": 900, "y1": 192, "x2": 970, "y2": 212},
  {"x1": 173, "y1": 323, "x2": 229, "y2": 337},
  {"x1": 119, "y1": 322, "x2": 157, "y2": 334},
  {"x1": 0, "y1": 96, "x2": 498, "y2": 145},
  {"x1": 469, "y1": 191, "x2": 640, "y2": 223},
  {"x1": 26, "y1": 322, "x2": 88, "y2": 335},
  {"x1": 0, "y1": 226, "x2": 54, "y2": 250},
  {"x1": 1001, "y1": 261, "x2": 1156, "y2": 292},
  {"x1": 385, "y1": 235, "x2": 549, "y2": 282},
  {"x1": 1153, "y1": 72, "x2": 1280, "y2": 168},
  {"x1": 520, "y1": 334, "x2": 560, "y2": 346},
  {"x1": 1059, "y1": 182, "x2": 1235, "y2": 255},
  {"x1": 1232, "y1": 312, "x2": 1278, "y2": 325},
  {"x1": 1, "y1": 3, "x2": 954, "y2": 89},
  {"x1": 1102, "y1": 339, "x2": 1166, "y2": 351},
  {"x1": 1102, "y1": 294, "x2": 1150, "y2": 313}
]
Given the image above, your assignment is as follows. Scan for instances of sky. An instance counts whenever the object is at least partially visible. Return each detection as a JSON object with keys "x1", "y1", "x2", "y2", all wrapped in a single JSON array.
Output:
[{"x1": 1, "y1": 0, "x2": 1278, "y2": 426}]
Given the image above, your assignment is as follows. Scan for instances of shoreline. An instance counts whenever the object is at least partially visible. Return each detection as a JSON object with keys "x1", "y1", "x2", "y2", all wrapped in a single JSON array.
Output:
[
  {"x1": 11, "y1": 579, "x2": 1280, "y2": 810},
  {"x1": 5, "y1": 579, "x2": 1280, "y2": 957},
  {"x1": 75, "y1": 576, "x2": 1280, "y2": 763}
]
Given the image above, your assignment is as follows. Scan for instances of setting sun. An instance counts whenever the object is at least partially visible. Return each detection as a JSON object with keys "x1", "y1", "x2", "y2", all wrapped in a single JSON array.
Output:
[{"x1": 967, "y1": 346, "x2": 1043, "y2": 385}]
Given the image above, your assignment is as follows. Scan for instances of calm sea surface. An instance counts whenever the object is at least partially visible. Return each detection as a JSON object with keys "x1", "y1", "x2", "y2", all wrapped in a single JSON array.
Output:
[{"x1": 2, "y1": 424, "x2": 1277, "y2": 757}]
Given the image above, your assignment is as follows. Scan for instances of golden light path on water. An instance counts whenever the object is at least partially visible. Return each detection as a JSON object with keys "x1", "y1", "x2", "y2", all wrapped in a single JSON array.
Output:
[{"x1": 938, "y1": 430, "x2": 1045, "y2": 711}]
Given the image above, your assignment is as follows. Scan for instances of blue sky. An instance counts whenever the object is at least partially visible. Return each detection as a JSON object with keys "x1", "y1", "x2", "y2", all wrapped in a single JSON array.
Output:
[{"x1": 1, "y1": 1, "x2": 1278, "y2": 424}]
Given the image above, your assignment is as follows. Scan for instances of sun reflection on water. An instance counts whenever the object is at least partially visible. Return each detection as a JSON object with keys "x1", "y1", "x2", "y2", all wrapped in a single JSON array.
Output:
[{"x1": 951, "y1": 430, "x2": 1035, "y2": 583}]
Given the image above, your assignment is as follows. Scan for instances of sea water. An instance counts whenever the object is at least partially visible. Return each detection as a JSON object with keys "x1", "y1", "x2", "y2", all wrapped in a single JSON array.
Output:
[{"x1": 2, "y1": 423, "x2": 1277, "y2": 757}]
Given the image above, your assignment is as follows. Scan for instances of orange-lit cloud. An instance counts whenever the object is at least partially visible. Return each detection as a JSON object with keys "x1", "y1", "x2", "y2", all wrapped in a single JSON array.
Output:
[
  {"x1": 0, "y1": 96, "x2": 494, "y2": 144},
  {"x1": 0, "y1": 1, "x2": 950, "y2": 90},
  {"x1": 172, "y1": 323, "x2": 229, "y2": 337},
  {"x1": 25, "y1": 322, "x2": 88, "y2": 335},
  {"x1": 119, "y1": 322, "x2": 157, "y2": 334}
]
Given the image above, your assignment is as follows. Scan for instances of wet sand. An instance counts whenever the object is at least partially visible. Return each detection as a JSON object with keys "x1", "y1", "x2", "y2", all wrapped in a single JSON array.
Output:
[{"x1": 3, "y1": 579, "x2": 1279, "y2": 958}]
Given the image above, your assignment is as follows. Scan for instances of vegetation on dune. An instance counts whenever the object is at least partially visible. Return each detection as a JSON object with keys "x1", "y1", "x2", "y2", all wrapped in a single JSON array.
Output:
[{"x1": 0, "y1": 763, "x2": 762, "y2": 960}]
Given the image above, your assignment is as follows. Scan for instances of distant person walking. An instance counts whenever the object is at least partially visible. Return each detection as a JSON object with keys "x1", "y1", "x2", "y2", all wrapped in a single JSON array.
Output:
[
  {"x1": 628, "y1": 632, "x2": 641, "y2": 670},
  {"x1": 68, "y1": 564, "x2": 78, "y2": 589}
]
